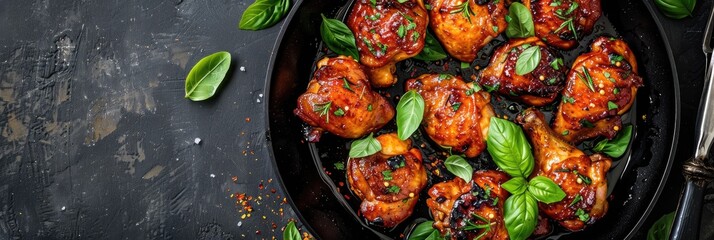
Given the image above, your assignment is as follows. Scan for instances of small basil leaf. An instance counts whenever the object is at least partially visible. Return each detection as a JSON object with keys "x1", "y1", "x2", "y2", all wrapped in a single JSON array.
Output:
[
  {"x1": 505, "y1": 2, "x2": 535, "y2": 38},
  {"x1": 654, "y1": 0, "x2": 696, "y2": 19},
  {"x1": 504, "y1": 192, "x2": 538, "y2": 240},
  {"x1": 515, "y1": 45, "x2": 541, "y2": 75},
  {"x1": 184, "y1": 51, "x2": 232, "y2": 101},
  {"x1": 593, "y1": 125, "x2": 633, "y2": 158},
  {"x1": 528, "y1": 176, "x2": 566, "y2": 204},
  {"x1": 408, "y1": 221, "x2": 436, "y2": 240},
  {"x1": 487, "y1": 117, "x2": 535, "y2": 178},
  {"x1": 502, "y1": 177, "x2": 528, "y2": 195},
  {"x1": 283, "y1": 221, "x2": 301, "y2": 240},
  {"x1": 349, "y1": 133, "x2": 381, "y2": 158},
  {"x1": 444, "y1": 155, "x2": 473, "y2": 183},
  {"x1": 320, "y1": 14, "x2": 360, "y2": 61},
  {"x1": 413, "y1": 31, "x2": 448, "y2": 61},
  {"x1": 647, "y1": 211, "x2": 675, "y2": 240},
  {"x1": 239, "y1": 0, "x2": 291, "y2": 30},
  {"x1": 397, "y1": 90, "x2": 425, "y2": 140}
]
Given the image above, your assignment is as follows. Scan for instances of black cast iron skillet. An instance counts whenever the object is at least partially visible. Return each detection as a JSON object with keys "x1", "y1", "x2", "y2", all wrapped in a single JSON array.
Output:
[{"x1": 265, "y1": 0, "x2": 680, "y2": 239}]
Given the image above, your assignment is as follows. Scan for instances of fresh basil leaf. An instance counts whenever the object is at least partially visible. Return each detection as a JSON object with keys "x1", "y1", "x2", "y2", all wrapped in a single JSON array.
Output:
[
  {"x1": 408, "y1": 221, "x2": 436, "y2": 240},
  {"x1": 283, "y1": 221, "x2": 301, "y2": 240},
  {"x1": 647, "y1": 211, "x2": 675, "y2": 240},
  {"x1": 349, "y1": 133, "x2": 382, "y2": 158},
  {"x1": 487, "y1": 117, "x2": 535, "y2": 178},
  {"x1": 444, "y1": 155, "x2": 473, "y2": 183},
  {"x1": 320, "y1": 14, "x2": 360, "y2": 61},
  {"x1": 516, "y1": 45, "x2": 541, "y2": 75},
  {"x1": 654, "y1": 0, "x2": 696, "y2": 19},
  {"x1": 397, "y1": 90, "x2": 425, "y2": 140},
  {"x1": 502, "y1": 177, "x2": 528, "y2": 195},
  {"x1": 239, "y1": 0, "x2": 291, "y2": 30},
  {"x1": 413, "y1": 31, "x2": 448, "y2": 61},
  {"x1": 184, "y1": 51, "x2": 232, "y2": 101},
  {"x1": 504, "y1": 192, "x2": 538, "y2": 240},
  {"x1": 528, "y1": 176, "x2": 566, "y2": 204},
  {"x1": 593, "y1": 125, "x2": 633, "y2": 158},
  {"x1": 505, "y1": 2, "x2": 535, "y2": 38}
]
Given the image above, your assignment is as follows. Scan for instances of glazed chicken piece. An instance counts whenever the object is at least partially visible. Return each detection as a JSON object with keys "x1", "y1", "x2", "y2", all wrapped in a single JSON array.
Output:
[
  {"x1": 518, "y1": 108, "x2": 611, "y2": 231},
  {"x1": 405, "y1": 74, "x2": 494, "y2": 157},
  {"x1": 427, "y1": 0, "x2": 507, "y2": 62},
  {"x1": 479, "y1": 37, "x2": 568, "y2": 106},
  {"x1": 294, "y1": 56, "x2": 395, "y2": 141},
  {"x1": 347, "y1": 133, "x2": 428, "y2": 227},
  {"x1": 347, "y1": 0, "x2": 428, "y2": 87},
  {"x1": 553, "y1": 37, "x2": 643, "y2": 143},
  {"x1": 426, "y1": 170, "x2": 510, "y2": 240},
  {"x1": 524, "y1": 0, "x2": 601, "y2": 49}
]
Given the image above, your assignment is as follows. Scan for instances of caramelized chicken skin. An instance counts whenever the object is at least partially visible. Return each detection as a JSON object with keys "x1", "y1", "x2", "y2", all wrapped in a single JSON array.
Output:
[
  {"x1": 294, "y1": 56, "x2": 395, "y2": 141},
  {"x1": 347, "y1": 0, "x2": 428, "y2": 87},
  {"x1": 553, "y1": 37, "x2": 643, "y2": 143},
  {"x1": 479, "y1": 37, "x2": 567, "y2": 106},
  {"x1": 524, "y1": 0, "x2": 601, "y2": 49},
  {"x1": 347, "y1": 133, "x2": 428, "y2": 227},
  {"x1": 427, "y1": 170, "x2": 510, "y2": 240},
  {"x1": 426, "y1": 0, "x2": 507, "y2": 62},
  {"x1": 518, "y1": 108, "x2": 611, "y2": 231},
  {"x1": 405, "y1": 74, "x2": 494, "y2": 157}
]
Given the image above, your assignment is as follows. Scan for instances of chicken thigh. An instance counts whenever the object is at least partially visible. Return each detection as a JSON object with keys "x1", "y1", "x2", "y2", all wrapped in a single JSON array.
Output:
[
  {"x1": 426, "y1": 0, "x2": 507, "y2": 62},
  {"x1": 479, "y1": 37, "x2": 567, "y2": 106},
  {"x1": 426, "y1": 170, "x2": 510, "y2": 240},
  {"x1": 405, "y1": 74, "x2": 494, "y2": 157},
  {"x1": 524, "y1": 0, "x2": 601, "y2": 49},
  {"x1": 552, "y1": 37, "x2": 643, "y2": 143},
  {"x1": 518, "y1": 108, "x2": 611, "y2": 231},
  {"x1": 347, "y1": 133, "x2": 428, "y2": 227},
  {"x1": 294, "y1": 56, "x2": 395, "y2": 141},
  {"x1": 347, "y1": 0, "x2": 428, "y2": 87}
]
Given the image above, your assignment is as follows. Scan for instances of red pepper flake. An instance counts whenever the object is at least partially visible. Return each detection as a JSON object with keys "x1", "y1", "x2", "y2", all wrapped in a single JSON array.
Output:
[
  {"x1": 245, "y1": 117, "x2": 251, "y2": 122},
  {"x1": 258, "y1": 182, "x2": 265, "y2": 190},
  {"x1": 255, "y1": 230, "x2": 261, "y2": 235},
  {"x1": 268, "y1": 178, "x2": 273, "y2": 183},
  {"x1": 344, "y1": 194, "x2": 351, "y2": 200},
  {"x1": 338, "y1": 182, "x2": 344, "y2": 187},
  {"x1": 271, "y1": 188, "x2": 276, "y2": 194},
  {"x1": 271, "y1": 222, "x2": 277, "y2": 229},
  {"x1": 231, "y1": 176, "x2": 238, "y2": 183}
]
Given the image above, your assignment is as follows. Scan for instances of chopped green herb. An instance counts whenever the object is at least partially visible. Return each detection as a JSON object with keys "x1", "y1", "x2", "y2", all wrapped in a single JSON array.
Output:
[
  {"x1": 377, "y1": 42, "x2": 388, "y2": 53},
  {"x1": 562, "y1": 130, "x2": 570, "y2": 136},
  {"x1": 579, "y1": 66, "x2": 595, "y2": 92},
  {"x1": 603, "y1": 72, "x2": 616, "y2": 82},
  {"x1": 370, "y1": 0, "x2": 376, "y2": 7},
  {"x1": 484, "y1": 84, "x2": 500, "y2": 92},
  {"x1": 397, "y1": 24, "x2": 406, "y2": 38},
  {"x1": 550, "y1": 58, "x2": 564, "y2": 70},
  {"x1": 576, "y1": 208, "x2": 591, "y2": 222},
  {"x1": 387, "y1": 185, "x2": 400, "y2": 194},
  {"x1": 608, "y1": 101, "x2": 618, "y2": 110},
  {"x1": 573, "y1": 170, "x2": 592, "y2": 184},
  {"x1": 492, "y1": 25, "x2": 499, "y2": 33},
  {"x1": 425, "y1": 4, "x2": 432, "y2": 10},
  {"x1": 382, "y1": 170, "x2": 393, "y2": 181},
  {"x1": 334, "y1": 162, "x2": 345, "y2": 170},
  {"x1": 313, "y1": 101, "x2": 332, "y2": 122},
  {"x1": 569, "y1": 194, "x2": 583, "y2": 207},
  {"x1": 613, "y1": 88, "x2": 620, "y2": 94},
  {"x1": 452, "y1": 102, "x2": 462, "y2": 111},
  {"x1": 366, "y1": 13, "x2": 381, "y2": 21},
  {"x1": 461, "y1": 62, "x2": 470, "y2": 69},
  {"x1": 563, "y1": 96, "x2": 575, "y2": 103},
  {"x1": 342, "y1": 78, "x2": 353, "y2": 91},
  {"x1": 579, "y1": 119, "x2": 594, "y2": 128},
  {"x1": 450, "y1": 1, "x2": 473, "y2": 23},
  {"x1": 550, "y1": 0, "x2": 562, "y2": 7},
  {"x1": 466, "y1": 85, "x2": 482, "y2": 95},
  {"x1": 334, "y1": 108, "x2": 345, "y2": 116},
  {"x1": 367, "y1": 104, "x2": 373, "y2": 111},
  {"x1": 411, "y1": 31, "x2": 420, "y2": 42},
  {"x1": 610, "y1": 54, "x2": 624, "y2": 65},
  {"x1": 438, "y1": 73, "x2": 452, "y2": 80}
]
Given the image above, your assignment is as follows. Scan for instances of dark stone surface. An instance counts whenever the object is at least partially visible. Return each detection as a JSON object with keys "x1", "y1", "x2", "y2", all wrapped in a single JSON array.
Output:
[{"x1": 0, "y1": 0, "x2": 711, "y2": 239}]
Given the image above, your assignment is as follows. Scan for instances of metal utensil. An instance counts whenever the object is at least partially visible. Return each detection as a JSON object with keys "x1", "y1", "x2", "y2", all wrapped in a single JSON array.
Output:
[{"x1": 670, "y1": 6, "x2": 714, "y2": 240}]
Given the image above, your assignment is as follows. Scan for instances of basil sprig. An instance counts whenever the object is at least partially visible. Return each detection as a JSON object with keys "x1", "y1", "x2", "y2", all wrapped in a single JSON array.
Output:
[
  {"x1": 184, "y1": 51, "x2": 232, "y2": 101},
  {"x1": 654, "y1": 0, "x2": 696, "y2": 19},
  {"x1": 413, "y1": 31, "x2": 448, "y2": 61},
  {"x1": 593, "y1": 125, "x2": 633, "y2": 158},
  {"x1": 320, "y1": 14, "x2": 360, "y2": 60},
  {"x1": 397, "y1": 90, "x2": 425, "y2": 140},
  {"x1": 239, "y1": 0, "x2": 291, "y2": 30},
  {"x1": 647, "y1": 212, "x2": 675, "y2": 240},
  {"x1": 283, "y1": 221, "x2": 301, "y2": 240},
  {"x1": 505, "y1": 2, "x2": 535, "y2": 38},
  {"x1": 487, "y1": 117, "x2": 566, "y2": 240},
  {"x1": 444, "y1": 155, "x2": 473, "y2": 183},
  {"x1": 515, "y1": 45, "x2": 541, "y2": 76},
  {"x1": 349, "y1": 133, "x2": 382, "y2": 158}
]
